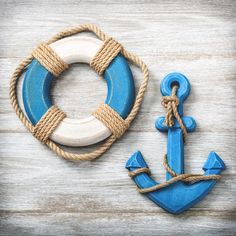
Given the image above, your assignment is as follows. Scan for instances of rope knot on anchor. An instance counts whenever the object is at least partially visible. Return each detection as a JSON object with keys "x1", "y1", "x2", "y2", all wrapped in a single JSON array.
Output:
[
  {"x1": 161, "y1": 85, "x2": 187, "y2": 142},
  {"x1": 161, "y1": 95, "x2": 179, "y2": 126}
]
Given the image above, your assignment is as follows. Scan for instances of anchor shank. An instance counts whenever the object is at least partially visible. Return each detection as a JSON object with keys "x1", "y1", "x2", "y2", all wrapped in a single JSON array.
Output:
[{"x1": 166, "y1": 128, "x2": 184, "y2": 180}]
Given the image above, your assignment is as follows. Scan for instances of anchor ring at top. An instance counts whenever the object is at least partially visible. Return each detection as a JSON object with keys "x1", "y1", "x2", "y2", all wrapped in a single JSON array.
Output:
[
  {"x1": 22, "y1": 36, "x2": 135, "y2": 147},
  {"x1": 160, "y1": 72, "x2": 191, "y2": 102}
]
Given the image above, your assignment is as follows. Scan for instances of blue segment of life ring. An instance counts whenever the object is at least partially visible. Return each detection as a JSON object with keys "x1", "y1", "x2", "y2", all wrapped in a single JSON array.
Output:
[{"x1": 23, "y1": 54, "x2": 135, "y2": 126}]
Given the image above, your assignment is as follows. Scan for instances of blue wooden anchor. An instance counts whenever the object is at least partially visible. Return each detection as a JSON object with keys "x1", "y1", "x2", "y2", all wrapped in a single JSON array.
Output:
[{"x1": 125, "y1": 73, "x2": 225, "y2": 214}]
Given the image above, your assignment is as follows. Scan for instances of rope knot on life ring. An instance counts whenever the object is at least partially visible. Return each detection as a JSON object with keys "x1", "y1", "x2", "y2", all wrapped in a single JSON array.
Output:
[
  {"x1": 90, "y1": 37, "x2": 122, "y2": 75},
  {"x1": 32, "y1": 106, "x2": 66, "y2": 143},
  {"x1": 93, "y1": 104, "x2": 129, "y2": 139},
  {"x1": 32, "y1": 43, "x2": 68, "y2": 76}
]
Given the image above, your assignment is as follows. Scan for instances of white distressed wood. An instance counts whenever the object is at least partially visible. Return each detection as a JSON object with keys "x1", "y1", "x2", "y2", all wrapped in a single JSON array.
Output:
[{"x1": 0, "y1": 0, "x2": 236, "y2": 235}]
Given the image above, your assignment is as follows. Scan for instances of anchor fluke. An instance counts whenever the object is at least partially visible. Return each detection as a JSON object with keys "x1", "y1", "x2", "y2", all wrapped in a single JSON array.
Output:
[
  {"x1": 126, "y1": 151, "x2": 225, "y2": 214},
  {"x1": 126, "y1": 151, "x2": 149, "y2": 170},
  {"x1": 203, "y1": 151, "x2": 226, "y2": 172}
]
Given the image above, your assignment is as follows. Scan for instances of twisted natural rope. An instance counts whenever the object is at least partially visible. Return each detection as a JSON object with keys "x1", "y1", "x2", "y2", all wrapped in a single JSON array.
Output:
[
  {"x1": 32, "y1": 43, "x2": 68, "y2": 77},
  {"x1": 132, "y1": 167, "x2": 221, "y2": 194},
  {"x1": 131, "y1": 156, "x2": 221, "y2": 194},
  {"x1": 33, "y1": 106, "x2": 66, "y2": 143},
  {"x1": 9, "y1": 23, "x2": 149, "y2": 161},
  {"x1": 128, "y1": 86, "x2": 221, "y2": 193},
  {"x1": 161, "y1": 85, "x2": 187, "y2": 142},
  {"x1": 93, "y1": 104, "x2": 129, "y2": 138},
  {"x1": 128, "y1": 167, "x2": 151, "y2": 178},
  {"x1": 90, "y1": 37, "x2": 122, "y2": 75}
]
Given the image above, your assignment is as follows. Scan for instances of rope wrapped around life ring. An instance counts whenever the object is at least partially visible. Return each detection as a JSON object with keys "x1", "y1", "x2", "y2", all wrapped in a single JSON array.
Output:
[{"x1": 9, "y1": 23, "x2": 149, "y2": 161}]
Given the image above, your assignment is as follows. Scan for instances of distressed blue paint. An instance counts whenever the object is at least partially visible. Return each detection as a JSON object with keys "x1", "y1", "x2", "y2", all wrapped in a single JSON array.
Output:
[
  {"x1": 23, "y1": 54, "x2": 135, "y2": 125},
  {"x1": 126, "y1": 72, "x2": 226, "y2": 214},
  {"x1": 126, "y1": 151, "x2": 225, "y2": 214},
  {"x1": 155, "y1": 73, "x2": 197, "y2": 180},
  {"x1": 23, "y1": 60, "x2": 53, "y2": 125}
]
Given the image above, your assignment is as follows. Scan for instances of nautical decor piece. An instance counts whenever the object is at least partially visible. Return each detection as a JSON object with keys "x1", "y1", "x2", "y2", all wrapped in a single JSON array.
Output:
[
  {"x1": 9, "y1": 24, "x2": 149, "y2": 161},
  {"x1": 126, "y1": 72, "x2": 225, "y2": 214}
]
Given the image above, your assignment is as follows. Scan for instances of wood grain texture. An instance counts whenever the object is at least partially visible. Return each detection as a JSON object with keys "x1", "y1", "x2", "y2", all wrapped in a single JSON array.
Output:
[{"x1": 0, "y1": 0, "x2": 236, "y2": 235}]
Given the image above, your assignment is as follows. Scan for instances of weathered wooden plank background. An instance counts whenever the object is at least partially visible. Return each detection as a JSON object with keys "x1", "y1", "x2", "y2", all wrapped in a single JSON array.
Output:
[{"x1": 0, "y1": 0, "x2": 236, "y2": 235}]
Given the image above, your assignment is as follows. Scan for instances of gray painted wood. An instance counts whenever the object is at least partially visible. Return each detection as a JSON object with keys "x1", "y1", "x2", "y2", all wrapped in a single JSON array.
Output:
[{"x1": 0, "y1": 0, "x2": 236, "y2": 235}]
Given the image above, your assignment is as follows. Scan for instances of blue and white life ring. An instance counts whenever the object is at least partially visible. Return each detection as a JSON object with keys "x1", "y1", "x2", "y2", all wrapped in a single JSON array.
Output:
[{"x1": 22, "y1": 36, "x2": 135, "y2": 146}]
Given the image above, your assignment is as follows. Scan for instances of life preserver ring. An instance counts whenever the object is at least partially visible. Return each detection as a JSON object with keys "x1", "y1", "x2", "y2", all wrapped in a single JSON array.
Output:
[{"x1": 22, "y1": 36, "x2": 135, "y2": 147}]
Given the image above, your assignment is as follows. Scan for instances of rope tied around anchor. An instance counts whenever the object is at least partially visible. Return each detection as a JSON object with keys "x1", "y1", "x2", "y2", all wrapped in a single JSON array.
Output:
[
  {"x1": 9, "y1": 23, "x2": 149, "y2": 161},
  {"x1": 161, "y1": 85, "x2": 188, "y2": 142},
  {"x1": 129, "y1": 85, "x2": 221, "y2": 193}
]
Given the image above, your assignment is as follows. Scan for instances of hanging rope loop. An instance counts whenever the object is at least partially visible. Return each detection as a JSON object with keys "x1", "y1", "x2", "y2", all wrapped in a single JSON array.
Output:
[{"x1": 161, "y1": 85, "x2": 187, "y2": 142}]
